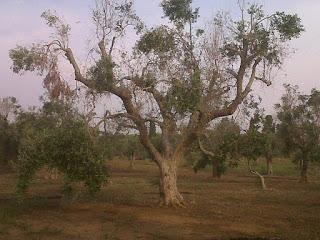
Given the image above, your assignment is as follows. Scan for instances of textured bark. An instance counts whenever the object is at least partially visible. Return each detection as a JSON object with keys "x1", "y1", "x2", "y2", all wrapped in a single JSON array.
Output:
[
  {"x1": 300, "y1": 159, "x2": 308, "y2": 183},
  {"x1": 159, "y1": 159, "x2": 184, "y2": 207}
]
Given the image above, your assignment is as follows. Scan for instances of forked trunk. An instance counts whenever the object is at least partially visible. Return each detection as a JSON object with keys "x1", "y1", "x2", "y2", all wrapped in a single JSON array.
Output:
[
  {"x1": 158, "y1": 159, "x2": 184, "y2": 207},
  {"x1": 300, "y1": 159, "x2": 308, "y2": 183},
  {"x1": 250, "y1": 170, "x2": 266, "y2": 190}
]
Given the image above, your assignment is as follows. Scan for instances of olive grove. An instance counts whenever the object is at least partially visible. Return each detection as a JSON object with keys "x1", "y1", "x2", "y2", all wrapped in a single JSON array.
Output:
[{"x1": 9, "y1": 0, "x2": 304, "y2": 206}]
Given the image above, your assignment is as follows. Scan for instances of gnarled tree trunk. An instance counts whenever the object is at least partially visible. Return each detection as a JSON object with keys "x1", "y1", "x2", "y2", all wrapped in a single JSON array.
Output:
[{"x1": 158, "y1": 159, "x2": 184, "y2": 207}]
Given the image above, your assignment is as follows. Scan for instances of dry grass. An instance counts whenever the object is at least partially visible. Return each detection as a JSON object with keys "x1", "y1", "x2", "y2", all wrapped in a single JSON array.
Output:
[{"x1": 0, "y1": 158, "x2": 319, "y2": 240}]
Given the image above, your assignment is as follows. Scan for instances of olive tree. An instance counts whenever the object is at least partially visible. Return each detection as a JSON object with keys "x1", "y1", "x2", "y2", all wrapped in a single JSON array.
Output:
[
  {"x1": 240, "y1": 112, "x2": 267, "y2": 189},
  {"x1": 0, "y1": 97, "x2": 20, "y2": 165},
  {"x1": 276, "y1": 85, "x2": 320, "y2": 182},
  {"x1": 9, "y1": 0, "x2": 303, "y2": 206},
  {"x1": 196, "y1": 118, "x2": 240, "y2": 178}
]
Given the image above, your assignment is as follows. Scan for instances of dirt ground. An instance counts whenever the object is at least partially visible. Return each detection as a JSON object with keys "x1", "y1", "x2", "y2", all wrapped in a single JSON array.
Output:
[{"x1": 0, "y1": 159, "x2": 319, "y2": 240}]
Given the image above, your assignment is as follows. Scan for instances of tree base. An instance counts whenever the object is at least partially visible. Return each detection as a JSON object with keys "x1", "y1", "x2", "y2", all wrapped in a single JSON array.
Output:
[{"x1": 159, "y1": 193, "x2": 186, "y2": 208}]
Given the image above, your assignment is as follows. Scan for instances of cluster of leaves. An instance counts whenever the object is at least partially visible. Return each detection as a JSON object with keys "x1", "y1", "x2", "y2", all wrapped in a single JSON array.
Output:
[
  {"x1": 10, "y1": 46, "x2": 74, "y2": 102},
  {"x1": 88, "y1": 57, "x2": 115, "y2": 92},
  {"x1": 161, "y1": 0, "x2": 199, "y2": 26},
  {"x1": 239, "y1": 114, "x2": 266, "y2": 162},
  {"x1": 222, "y1": 4, "x2": 304, "y2": 67},
  {"x1": 137, "y1": 26, "x2": 176, "y2": 55},
  {"x1": 14, "y1": 101, "x2": 109, "y2": 196},
  {"x1": 9, "y1": 45, "x2": 49, "y2": 75}
]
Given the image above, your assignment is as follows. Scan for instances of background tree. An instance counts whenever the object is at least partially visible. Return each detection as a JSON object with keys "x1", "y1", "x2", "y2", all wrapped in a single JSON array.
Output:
[
  {"x1": 276, "y1": 85, "x2": 320, "y2": 182},
  {"x1": 196, "y1": 118, "x2": 240, "y2": 178},
  {"x1": 9, "y1": 0, "x2": 303, "y2": 206},
  {"x1": 0, "y1": 97, "x2": 20, "y2": 166},
  {"x1": 262, "y1": 115, "x2": 276, "y2": 175},
  {"x1": 239, "y1": 112, "x2": 267, "y2": 189}
]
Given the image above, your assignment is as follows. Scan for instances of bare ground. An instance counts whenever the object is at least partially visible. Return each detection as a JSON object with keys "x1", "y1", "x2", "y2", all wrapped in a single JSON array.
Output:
[{"x1": 0, "y1": 159, "x2": 319, "y2": 240}]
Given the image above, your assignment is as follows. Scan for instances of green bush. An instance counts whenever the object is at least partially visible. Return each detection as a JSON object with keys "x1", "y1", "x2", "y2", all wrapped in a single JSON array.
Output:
[{"x1": 15, "y1": 102, "x2": 109, "y2": 197}]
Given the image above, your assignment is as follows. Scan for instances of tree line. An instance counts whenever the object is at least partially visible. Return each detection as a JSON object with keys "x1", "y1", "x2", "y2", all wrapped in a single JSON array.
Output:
[{"x1": 1, "y1": 83, "x2": 319, "y2": 200}]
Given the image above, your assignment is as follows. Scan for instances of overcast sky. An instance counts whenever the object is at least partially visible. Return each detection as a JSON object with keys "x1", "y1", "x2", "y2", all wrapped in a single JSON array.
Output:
[{"x1": 0, "y1": 0, "x2": 319, "y2": 113}]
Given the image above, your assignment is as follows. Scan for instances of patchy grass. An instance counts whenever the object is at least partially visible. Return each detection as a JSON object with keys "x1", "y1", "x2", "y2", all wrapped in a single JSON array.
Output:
[{"x1": 0, "y1": 158, "x2": 319, "y2": 240}]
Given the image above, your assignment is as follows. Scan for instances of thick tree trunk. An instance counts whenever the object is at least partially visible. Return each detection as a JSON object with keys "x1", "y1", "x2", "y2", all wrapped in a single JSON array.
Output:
[
  {"x1": 300, "y1": 159, "x2": 308, "y2": 183},
  {"x1": 266, "y1": 155, "x2": 273, "y2": 175},
  {"x1": 158, "y1": 159, "x2": 184, "y2": 207}
]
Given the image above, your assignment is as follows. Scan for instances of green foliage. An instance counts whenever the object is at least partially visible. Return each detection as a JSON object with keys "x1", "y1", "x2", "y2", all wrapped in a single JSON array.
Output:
[
  {"x1": 161, "y1": 0, "x2": 199, "y2": 25},
  {"x1": 9, "y1": 45, "x2": 48, "y2": 74},
  {"x1": 240, "y1": 112, "x2": 279, "y2": 166},
  {"x1": 166, "y1": 68, "x2": 202, "y2": 114},
  {"x1": 272, "y1": 12, "x2": 305, "y2": 41},
  {"x1": 240, "y1": 127, "x2": 265, "y2": 162},
  {"x1": 262, "y1": 115, "x2": 277, "y2": 158},
  {"x1": 137, "y1": 26, "x2": 176, "y2": 55},
  {"x1": 0, "y1": 97, "x2": 21, "y2": 165},
  {"x1": 88, "y1": 57, "x2": 115, "y2": 91},
  {"x1": 222, "y1": 4, "x2": 304, "y2": 67},
  {"x1": 15, "y1": 102, "x2": 109, "y2": 197},
  {"x1": 0, "y1": 119, "x2": 17, "y2": 165},
  {"x1": 190, "y1": 118, "x2": 241, "y2": 174},
  {"x1": 276, "y1": 85, "x2": 320, "y2": 166}
]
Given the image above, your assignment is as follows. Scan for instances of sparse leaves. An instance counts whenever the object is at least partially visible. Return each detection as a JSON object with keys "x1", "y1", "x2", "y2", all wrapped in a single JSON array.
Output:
[
  {"x1": 41, "y1": 10, "x2": 71, "y2": 47},
  {"x1": 92, "y1": 0, "x2": 144, "y2": 42}
]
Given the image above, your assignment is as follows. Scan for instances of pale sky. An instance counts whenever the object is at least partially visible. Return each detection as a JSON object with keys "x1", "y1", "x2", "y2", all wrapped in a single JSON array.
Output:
[{"x1": 0, "y1": 0, "x2": 319, "y2": 113}]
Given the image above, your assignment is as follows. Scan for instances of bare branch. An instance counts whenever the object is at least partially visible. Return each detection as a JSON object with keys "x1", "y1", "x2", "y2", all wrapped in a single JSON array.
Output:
[{"x1": 198, "y1": 137, "x2": 215, "y2": 158}]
